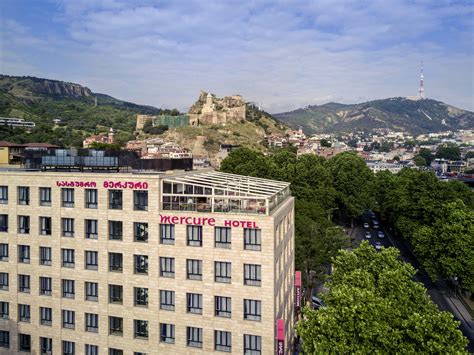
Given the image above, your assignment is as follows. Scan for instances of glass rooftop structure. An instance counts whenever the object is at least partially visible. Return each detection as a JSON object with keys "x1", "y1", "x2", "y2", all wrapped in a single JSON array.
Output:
[{"x1": 161, "y1": 171, "x2": 291, "y2": 215}]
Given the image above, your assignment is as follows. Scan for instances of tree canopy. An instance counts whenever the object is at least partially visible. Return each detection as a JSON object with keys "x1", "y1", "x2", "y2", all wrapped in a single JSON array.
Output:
[{"x1": 296, "y1": 242, "x2": 468, "y2": 353}]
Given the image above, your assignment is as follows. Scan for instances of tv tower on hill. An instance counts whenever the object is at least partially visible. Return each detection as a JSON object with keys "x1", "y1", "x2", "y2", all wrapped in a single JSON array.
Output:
[{"x1": 418, "y1": 60, "x2": 425, "y2": 99}]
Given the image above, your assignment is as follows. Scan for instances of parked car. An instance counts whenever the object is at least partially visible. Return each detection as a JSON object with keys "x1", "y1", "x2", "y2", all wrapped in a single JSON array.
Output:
[
  {"x1": 372, "y1": 220, "x2": 379, "y2": 229},
  {"x1": 377, "y1": 231, "x2": 385, "y2": 238},
  {"x1": 375, "y1": 242, "x2": 382, "y2": 250},
  {"x1": 365, "y1": 231, "x2": 371, "y2": 239},
  {"x1": 311, "y1": 296, "x2": 326, "y2": 309},
  {"x1": 363, "y1": 222, "x2": 369, "y2": 229}
]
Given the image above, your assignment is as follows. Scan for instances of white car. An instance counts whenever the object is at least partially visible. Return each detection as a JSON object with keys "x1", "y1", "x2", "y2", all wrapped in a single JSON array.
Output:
[
  {"x1": 377, "y1": 231, "x2": 385, "y2": 238},
  {"x1": 365, "y1": 231, "x2": 371, "y2": 239},
  {"x1": 372, "y1": 220, "x2": 379, "y2": 229},
  {"x1": 363, "y1": 222, "x2": 369, "y2": 229},
  {"x1": 375, "y1": 242, "x2": 382, "y2": 250}
]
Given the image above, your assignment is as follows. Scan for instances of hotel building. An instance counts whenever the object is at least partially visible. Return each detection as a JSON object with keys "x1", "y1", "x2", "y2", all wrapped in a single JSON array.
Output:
[{"x1": 0, "y1": 169, "x2": 295, "y2": 354}]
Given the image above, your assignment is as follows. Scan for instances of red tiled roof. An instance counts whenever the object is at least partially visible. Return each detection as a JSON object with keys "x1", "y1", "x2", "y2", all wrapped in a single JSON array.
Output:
[
  {"x1": 22, "y1": 143, "x2": 60, "y2": 148},
  {"x1": 0, "y1": 141, "x2": 24, "y2": 147}
]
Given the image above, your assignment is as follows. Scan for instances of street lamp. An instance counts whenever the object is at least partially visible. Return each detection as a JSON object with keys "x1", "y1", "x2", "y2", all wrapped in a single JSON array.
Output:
[{"x1": 327, "y1": 207, "x2": 338, "y2": 221}]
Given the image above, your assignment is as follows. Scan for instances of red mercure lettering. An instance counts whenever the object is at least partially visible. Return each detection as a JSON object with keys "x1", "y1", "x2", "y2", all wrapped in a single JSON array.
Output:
[
  {"x1": 224, "y1": 220, "x2": 232, "y2": 227},
  {"x1": 185, "y1": 217, "x2": 192, "y2": 224},
  {"x1": 179, "y1": 216, "x2": 186, "y2": 224},
  {"x1": 171, "y1": 216, "x2": 179, "y2": 224},
  {"x1": 208, "y1": 218, "x2": 216, "y2": 226},
  {"x1": 159, "y1": 215, "x2": 170, "y2": 223},
  {"x1": 192, "y1": 217, "x2": 202, "y2": 225}
]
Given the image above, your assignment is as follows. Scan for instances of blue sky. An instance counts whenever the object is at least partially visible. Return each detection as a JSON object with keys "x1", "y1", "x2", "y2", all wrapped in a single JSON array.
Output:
[{"x1": 1, "y1": 0, "x2": 473, "y2": 112}]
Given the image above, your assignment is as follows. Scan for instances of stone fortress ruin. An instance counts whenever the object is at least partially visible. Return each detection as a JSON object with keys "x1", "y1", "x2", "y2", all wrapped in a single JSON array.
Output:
[{"x1": 188, "y1": 91, "x2": 246, "y2": 126}]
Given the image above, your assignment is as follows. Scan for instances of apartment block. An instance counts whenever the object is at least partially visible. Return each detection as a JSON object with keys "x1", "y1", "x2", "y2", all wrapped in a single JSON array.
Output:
[{"x1": 0, "y1": 170, "x2": 295, "y2": 354}]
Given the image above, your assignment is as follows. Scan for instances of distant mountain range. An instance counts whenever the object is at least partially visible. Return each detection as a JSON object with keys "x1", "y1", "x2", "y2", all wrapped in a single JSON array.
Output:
[{"x1": 274, "y1": 98, "x2": 474, "y2": 135}]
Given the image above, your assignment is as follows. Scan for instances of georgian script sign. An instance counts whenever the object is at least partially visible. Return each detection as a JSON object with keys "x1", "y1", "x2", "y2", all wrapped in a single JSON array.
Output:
[
  {"x1": 277, "y1": 319, "x2": 285, "y2": 355},
  {"x1": 295, "y1": 271, "x2": 302, "y2": 311},
  {"x1": 56, "y1": 181, "x2": 148, "y2": 189},
  {"x1": 159, "y1": 214, "x2": 259, "y2": 229}
]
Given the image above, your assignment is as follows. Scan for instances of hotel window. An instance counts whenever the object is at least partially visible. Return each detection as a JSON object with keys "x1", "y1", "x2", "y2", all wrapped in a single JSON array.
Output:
[
  {"x1": 186, "y1": 259, "x2": 202, "y2": 280},
  {"x1": 19, "y1": 334, "x2": 31, "y2": 352},
  {"x1": 134, "y1": 320, "x2": 148, "y2": 339},
  {"x1": 134, "y1": 254, "x2": 148, "y2": 274},
  {"x1": 85, "y1": 345, "x2": 99, "y2": 355},
  {"x1": 244, "y1": 264, "x2": 262, "y2": 286},
  {"x1": 40, "y1": 337, "x2": 53, "y2": 354},
  {"x1": 40, "y1": 307, "x2": 52, "y2": 326},
  {"x1": 109, "y1": 190, "x2": 122, "y2": 209},
  {"x1": 19, "y1": 274, "x2": 30, "y2": 293},
  {"x1": 62, "y1": 248, "x2": 75, "y2": 268},
  {"x1": 134, "y1": 287, "x2": 148, "y2": 307},
  {"x1": 38, "y1": 338, "x2": 53, "y2": 355},
  {"x1": 62, "y1": 279, "x2": 75, "y2": 298},
  {"x1": 0, "y1": 302, "x2": 8, "y2": 319},
  {"x1": 215, "y1": 296, "x2": 232, "y2": 318},
  {"x1": 215, "y1": 261, "x2": 231, "y2": 283},
  {"x1": 62, "y1": 310, "x2": 75, "y2": 329},
  {"x1": 215, "y1": 330, "x2": 232, "y2": 352},
  {"x1": 40, "y1": 276, "x2": 52, "y2": 296},
  {"x1": 160, "y1": 257, "x2": 175, "y2": 278},
  {"x1": 0, "y1": 214, "x2": 8, "y2": 232},
  {"x1": 244, "y1": 299, "x2": 262, "y2": 321},
  {"x1": 85, "y1": 219, "x2": 98, "y2": 239},
  {"x1": 187, "y1": 327, "x2": 203, "y2": 348},
  {"x1": 187, "y1": 225, "x2": 202, "y2": 246},
  {"x1": 85, "y1": 313, "x2": 99, "y2": 333},
  {"x1": 18, "y1": 186, "x2": 30, "y2": 205},
  {"x1": 0, "y1": 272, "x2": 8, "y2": 290},
  {"x1": 39, "y1": 187, "x2": 51, "y2": 206},
  {"x1": 109, "y1": 349, "x2": 123, "y2": 355},
  {"x1": 109, "y1": 252, "x2": 123, "y2": 272},
  {"x1": 0, "y1": 186, "x2": 7, "y2": 204},
  {"x1": 109, "y1": 284, "x2": 123, "y2": 304},
  {"x1": 85, "y1": 282, "x2": 98, "y2": 301},
  {"x1": 109, "y1": 316, "x2": 123, "y2": 336},
  {"x1": 61, "y1": 188, "x2": 74, "y2": 207},
  {"x1": 244, "y1": 228, "x2": 261, "y2": 251},
  {"x1": 62, "y1": 218, "x2": 75, "y2": 237},
  {"x1": 134, "y1": 190, "x2": 148, "y2": 211},
  {"x1": 0, "y1": 331, "x2": 8, "y2": 349},
  {"x1": 85, "y1": 250, "x2": 99, "y2": 270},
  {"x1": 160, "y1": 323, "x2": 175, "y2": 344},
  {"x1": 160, "y1": 224, "x2": 175, "y2": 244},
  {"x1": 109, "y1": 220, "x2": 123, "y2": 240},
  {"x1": 40, "y1": 246, "x2": 52, "y2": 265},
  {"x1": 18, "y1": 215, "x2": 30, "y2": 234},
  {"x1": 18, "y1": 304, "x2": 30, "y2": 322},
  {"x1": 40, "y1": 216, "x2": 52, "y2": 235},
  {"x1": 160, "y1": 290, "x2": 175, "y2": 311},
  {"x1": 0, "y1": 243, "x2": 8, "y2": 261},
  {"x1": 244, "y1": 334, "x2": 262, "y2": 355},
  {"x1": 215, "y1": 227, "x2": 231, "y2": 248},
  {"x1": 85, "y1": 189, "x2": 98, "y2": 208},
  {"x1": 134, "y1": 222, "x2": 148, "y2": 242},
  {"x1": 62, "y1": 341, "x2": 75, "y2": 355},
  {"x1": 187, "y1": 293, "x2": 203, "y2": 314},
  {"x1": 18, "y1": 245, "x2": 30, "y2": 263}
]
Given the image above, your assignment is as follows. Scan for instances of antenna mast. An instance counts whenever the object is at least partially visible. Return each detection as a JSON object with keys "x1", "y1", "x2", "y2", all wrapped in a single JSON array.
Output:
[{"x1": 418, "y1": 61, "x2": 424, "y2": 99}]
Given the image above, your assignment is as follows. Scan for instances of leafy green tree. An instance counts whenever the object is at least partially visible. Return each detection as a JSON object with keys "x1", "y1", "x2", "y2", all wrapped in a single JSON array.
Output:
[
  {"x1": 412, "y1": 200, "x2": 474, "y2": 291},
  {"x1": 296, "y1": 242, "x2": 468, "y2": 353},
  {"x1": 320, "y1": 139, "x2": 331, "y2": 147},
  {"x1": 464, "y1": 151, "x2": 474, "y2": 160},
  {"x1": 417, "y1": 147, "x2": 435, "y2": 165},
  {"x1": 326, "y1": 152, "x2": 375, "y2": 226},
  {"x1": 436, "y1": 144, "x2": 461, "y2": 161},
  {"x1": 413, "y1": 154, "x2": 427, "y2": 166}
]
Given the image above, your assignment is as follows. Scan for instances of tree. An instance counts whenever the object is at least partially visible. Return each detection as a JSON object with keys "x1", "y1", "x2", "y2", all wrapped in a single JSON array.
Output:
[
  {"x1": 326, "y1": 152, "x2": 375, "y2": 226},
  {"x1": 436, "y1": 144, "x2": 461, "y2": 161},
  {"x1": 412, "y1": 200, "x2": 474, "y2": 291},
  {"x1": 320, "y1": 139, "x2": 331, "y2": 148},
  {"x1": 417, "y1": 148, "x2": 435, "y2": 166},
  {"x1": 296, "y1": 242, "x2": 468, "y2": 353},
  {"x1": 413, "y1": 154, "x2": 427, "y2": 166},
  {"x1": 464, "y1": 151, "x2": 474, "y2": 160}
]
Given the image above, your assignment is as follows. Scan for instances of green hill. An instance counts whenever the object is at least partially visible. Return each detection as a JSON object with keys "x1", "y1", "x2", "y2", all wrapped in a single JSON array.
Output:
[{"x1": 274, "y1": 97, "x2": 474, "y2": 135}]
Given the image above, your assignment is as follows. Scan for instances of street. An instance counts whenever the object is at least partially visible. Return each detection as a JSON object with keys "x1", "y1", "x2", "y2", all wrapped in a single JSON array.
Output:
[{"x1": 348, "y1": 212, "x2": 474, "y2": 352}]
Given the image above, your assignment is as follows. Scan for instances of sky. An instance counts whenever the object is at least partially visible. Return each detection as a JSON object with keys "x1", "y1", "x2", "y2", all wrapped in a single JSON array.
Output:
[{"x1": 1, "y1": 0, "x2": 473, "y2": 112}]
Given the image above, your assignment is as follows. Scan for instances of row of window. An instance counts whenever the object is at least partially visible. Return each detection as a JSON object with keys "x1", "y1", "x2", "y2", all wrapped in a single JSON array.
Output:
[
  {"x1": 0, "y1": 186, "x2": 148, "y2": 211},
  {"x1": 0, "y1": 217, "x2": 262, "y2": 249},
  {"x1": 0, "y1": 293, "x2": 261, "y2": 322},
  {"x1": 0, "y1": 330, "x2": 262, "y2": 353},
  {"x1": 0, "y1": 257, "x2": 262, "y2": 289}
]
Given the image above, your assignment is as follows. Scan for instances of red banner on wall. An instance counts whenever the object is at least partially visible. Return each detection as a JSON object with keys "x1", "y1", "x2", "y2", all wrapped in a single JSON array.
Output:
[
  {"x1": 277, "y1": 319, "x2": 285, "y2": 354},
  {"x1": 295, "y1": 271, "x2": 302, "y2": 311}
]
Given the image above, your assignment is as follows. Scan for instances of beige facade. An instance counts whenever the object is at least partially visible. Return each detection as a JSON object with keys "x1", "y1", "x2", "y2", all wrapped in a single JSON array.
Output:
[{"x1": 0, "y1": 170, "x2": 295, "y2": 354}]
